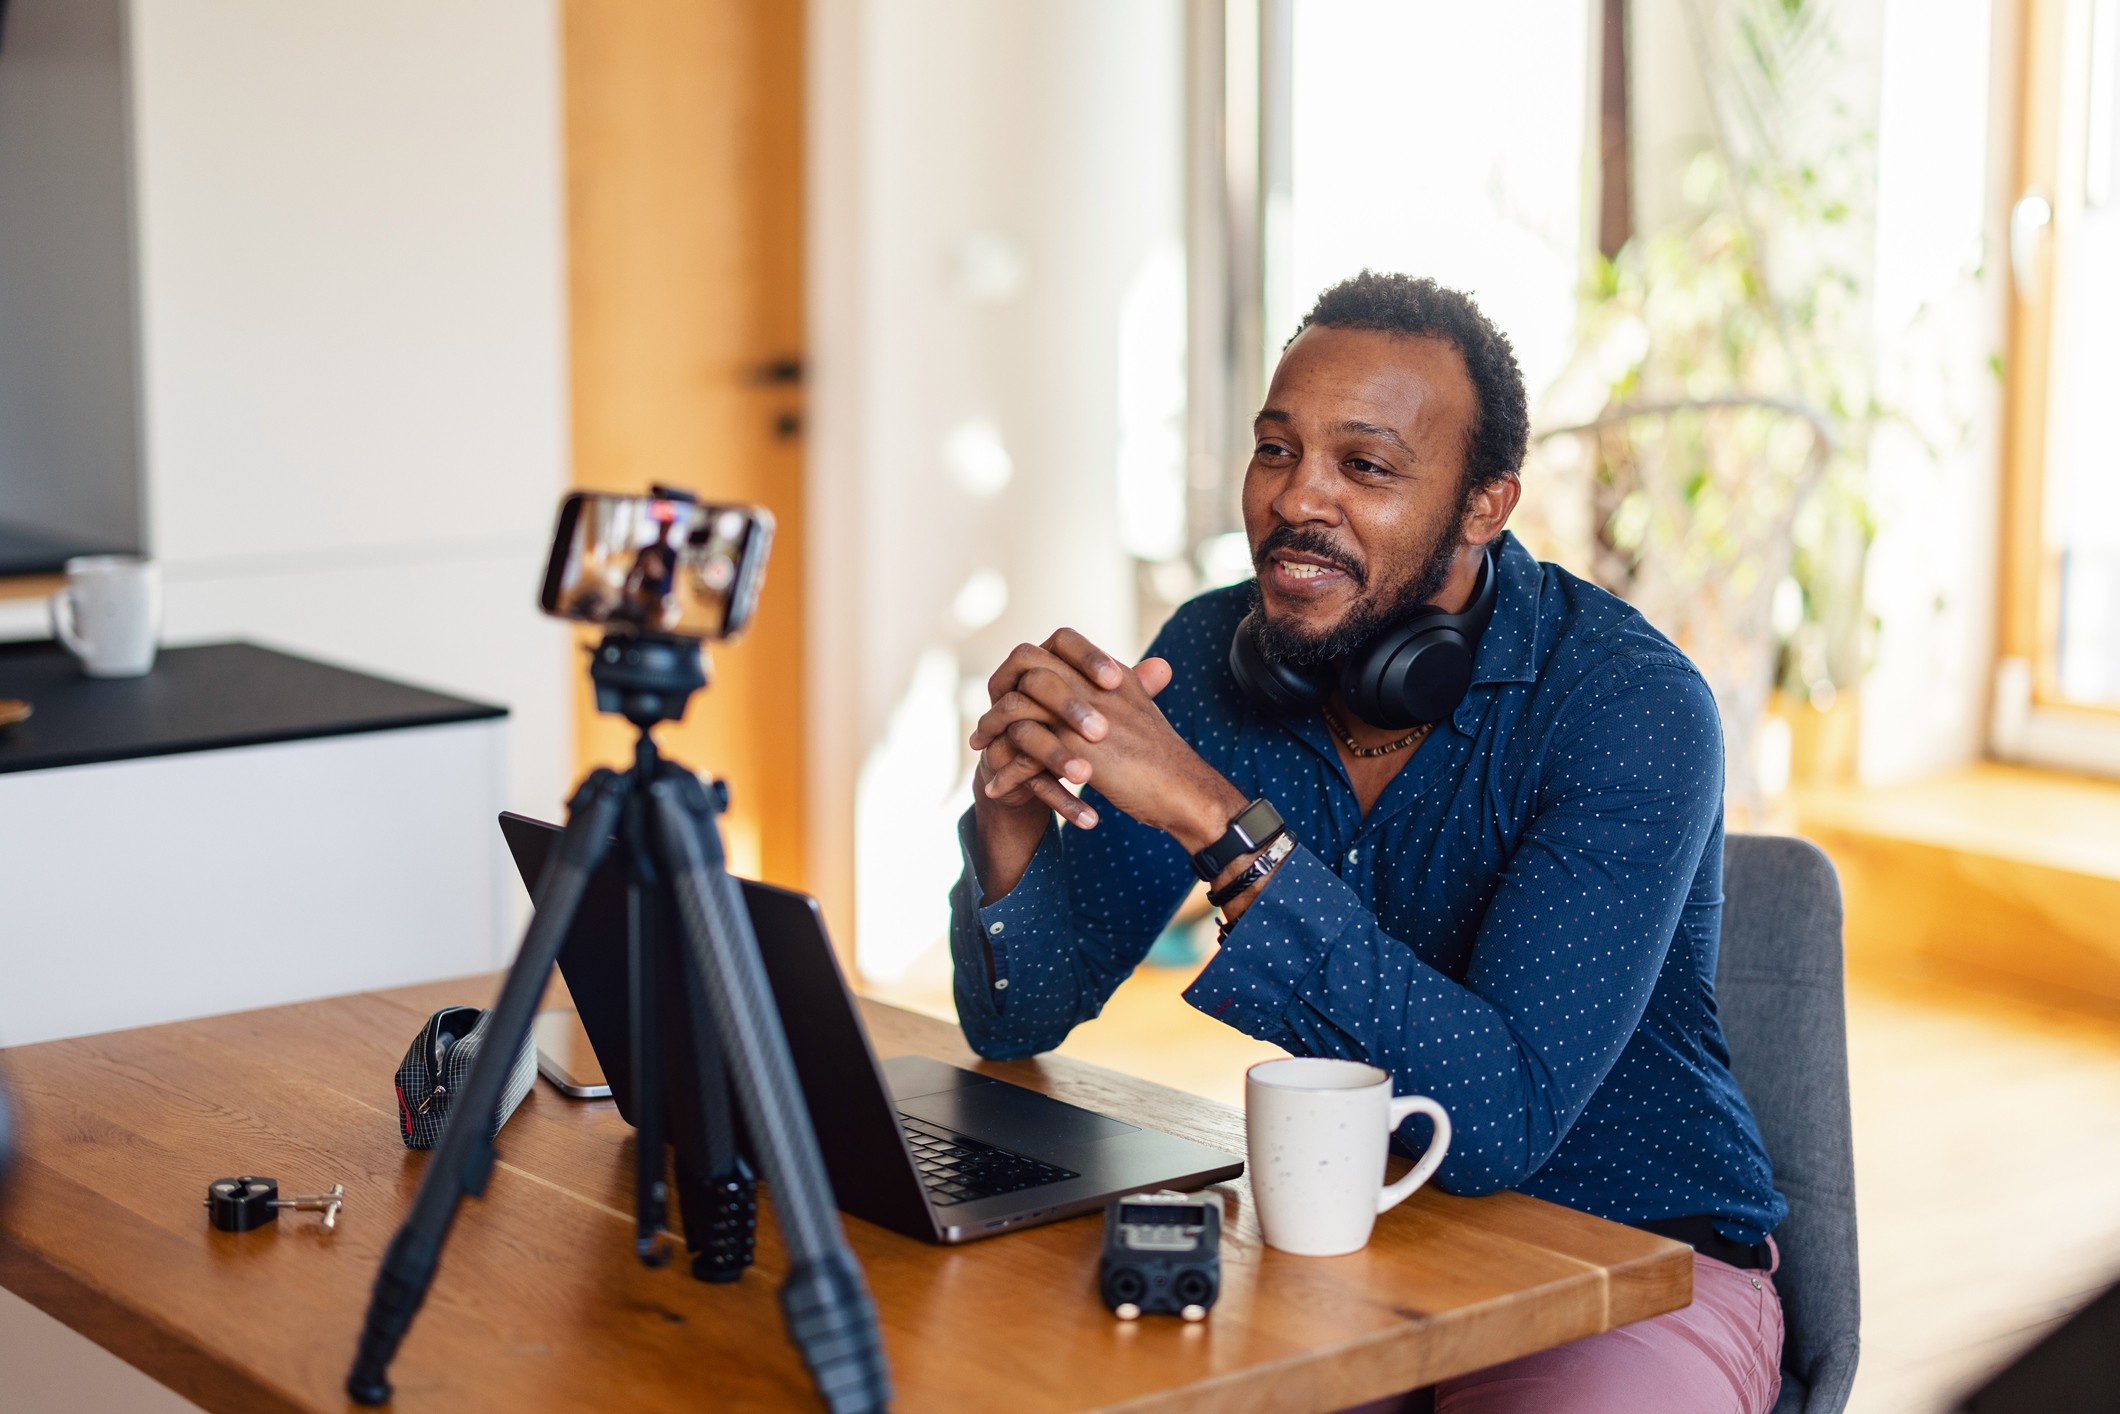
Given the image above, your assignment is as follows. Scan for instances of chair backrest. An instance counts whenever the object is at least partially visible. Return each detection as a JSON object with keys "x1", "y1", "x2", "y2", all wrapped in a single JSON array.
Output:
[{"x1": 1716, "y1": 834, "x2": 1861, "y2": 1414}]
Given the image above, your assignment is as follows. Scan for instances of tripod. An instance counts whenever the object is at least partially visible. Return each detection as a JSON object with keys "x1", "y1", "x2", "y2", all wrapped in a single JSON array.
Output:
[{"x1": 346, "y1": 631, "x2": 892, "y2": 1412}]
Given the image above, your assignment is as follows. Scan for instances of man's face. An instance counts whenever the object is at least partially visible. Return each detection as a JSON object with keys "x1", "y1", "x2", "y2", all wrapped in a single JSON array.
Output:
[{"x1": 1241, "y1": 325, "x2": 1484, "y2": 666}]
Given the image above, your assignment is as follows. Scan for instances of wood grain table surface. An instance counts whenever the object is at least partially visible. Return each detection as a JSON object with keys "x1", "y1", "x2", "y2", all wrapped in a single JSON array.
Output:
[{"x1": 0, "y1": 976, "x2": 1691, "y2": 1413}]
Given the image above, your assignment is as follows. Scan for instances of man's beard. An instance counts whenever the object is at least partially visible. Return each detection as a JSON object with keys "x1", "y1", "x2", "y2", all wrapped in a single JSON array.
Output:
[{"x1": 1251, "y1": 515, "x2": 1463, "y2": 670}]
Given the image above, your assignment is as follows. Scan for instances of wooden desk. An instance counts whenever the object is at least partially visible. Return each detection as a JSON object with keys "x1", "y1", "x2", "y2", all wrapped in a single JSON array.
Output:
[{"x1": 0, "y1": 978, "x2": 1691, "y2": 1412}]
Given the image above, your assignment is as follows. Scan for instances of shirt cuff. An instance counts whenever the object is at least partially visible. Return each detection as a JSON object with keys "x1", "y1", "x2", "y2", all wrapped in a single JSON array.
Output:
[
  {"x1": 951, "y1": 807, "x2": 1067, "y2": 1013},
  {"x1": 1181, "y1": 845, "x2": 1348, "y2": 1041}
]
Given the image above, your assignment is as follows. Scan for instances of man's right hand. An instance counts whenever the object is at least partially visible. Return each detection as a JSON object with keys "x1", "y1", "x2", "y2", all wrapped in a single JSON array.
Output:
[{"x1": 968, "y1": 632, "x2": 1167, "y2": 902}]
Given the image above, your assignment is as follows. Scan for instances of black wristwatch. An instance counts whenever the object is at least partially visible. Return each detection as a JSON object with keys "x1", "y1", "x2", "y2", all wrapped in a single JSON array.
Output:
[{"x1": 1190, "y1": 798, "x2": 1286, "y2": 882}]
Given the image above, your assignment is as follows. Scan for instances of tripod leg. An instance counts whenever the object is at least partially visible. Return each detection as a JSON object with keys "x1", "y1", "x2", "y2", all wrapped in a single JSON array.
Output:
[
  {"x1": 673, "y1": 1146, "x2": 757, "y2": 1282},
  {"x1": 650, "y1": 772, "x2": 893, "y2": 1414},
  {"x1": 345, "y1": 768, "x2": 629, "y2": 1407},
  {"x1": 670, "y1": 960, "x2": 757, "y2": 1282},
  {"x1": 623, "y1": 787, "x2": 673, "y2": 1266}
]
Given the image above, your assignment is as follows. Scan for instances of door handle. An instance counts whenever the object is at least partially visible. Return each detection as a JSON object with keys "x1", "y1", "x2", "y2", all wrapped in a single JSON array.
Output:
[{"x1": 2010, "y1": 190, "x2": 2053, "y2": 299}]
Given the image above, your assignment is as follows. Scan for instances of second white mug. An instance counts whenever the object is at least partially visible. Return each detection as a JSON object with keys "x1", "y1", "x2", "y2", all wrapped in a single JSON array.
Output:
[
  {"x1": 50, "y1": 555, "x2": 161, "y2": 679},
  {"x1": 1246, "y1": 1056, "x2": 1451, "y2": 1256}
]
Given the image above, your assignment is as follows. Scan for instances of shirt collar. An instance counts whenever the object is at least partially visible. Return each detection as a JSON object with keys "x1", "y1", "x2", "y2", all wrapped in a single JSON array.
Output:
[{"x1": 1470, "y1": 530, "x2": 1540, "y2": 688}]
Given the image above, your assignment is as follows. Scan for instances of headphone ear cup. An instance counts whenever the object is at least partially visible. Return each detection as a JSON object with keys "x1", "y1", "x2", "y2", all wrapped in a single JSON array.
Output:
[
  {"x1": 1339, "y1": 622, "x2": 1474, "y2": 730},
  {"x1": 1338, "y1": 544, "x2": 1498, "y2": 730},
  {"x1": 1229, "y1": 610, "x2": 1334, "y2": 715}
]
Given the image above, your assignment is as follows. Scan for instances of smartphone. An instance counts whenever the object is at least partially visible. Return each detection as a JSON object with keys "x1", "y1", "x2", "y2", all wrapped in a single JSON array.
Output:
[{"x1": 538, "y1": 490, "x2": 773, "y2": 641}]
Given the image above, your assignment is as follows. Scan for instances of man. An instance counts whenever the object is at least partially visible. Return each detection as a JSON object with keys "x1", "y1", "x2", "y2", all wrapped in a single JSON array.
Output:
[{"x1": 948, "y1": 272, "x2": 1788, "y2": 1414}]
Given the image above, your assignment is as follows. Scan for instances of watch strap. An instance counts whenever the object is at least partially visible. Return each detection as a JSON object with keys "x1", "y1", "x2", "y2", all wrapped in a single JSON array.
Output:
[{"x1": 1191, "y1": 798, "x2": 1285, "y2": 882}]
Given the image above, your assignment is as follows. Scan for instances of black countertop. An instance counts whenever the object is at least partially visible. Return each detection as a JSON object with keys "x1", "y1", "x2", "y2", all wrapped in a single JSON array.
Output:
[{"x1": 0, "y1": 640, "x2": 506, "y2": 776}]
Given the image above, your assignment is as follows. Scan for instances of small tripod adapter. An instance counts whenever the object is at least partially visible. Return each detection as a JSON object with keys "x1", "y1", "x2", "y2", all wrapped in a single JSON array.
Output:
[{"x1": 206, "y1": 1177, "x2": 345, "y2": 1232}]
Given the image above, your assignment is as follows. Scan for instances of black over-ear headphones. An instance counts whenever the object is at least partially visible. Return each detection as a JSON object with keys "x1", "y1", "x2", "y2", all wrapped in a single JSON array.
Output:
[{"x1": 1227, "y1": 543, "x2": 1499, "y2": 730}]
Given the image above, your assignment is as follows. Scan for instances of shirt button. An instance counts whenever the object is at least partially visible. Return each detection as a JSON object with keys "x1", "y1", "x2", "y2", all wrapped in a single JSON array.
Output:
[
  {"x1": 1346, "y1": 848, "x2": 1359, "y2": 864},
  {"x1": 988, "y1": 921, "x2": 1005, "y2": 935},
  {"x1": 994, "y1": 978, "x2": 1010, "y2": 990}
]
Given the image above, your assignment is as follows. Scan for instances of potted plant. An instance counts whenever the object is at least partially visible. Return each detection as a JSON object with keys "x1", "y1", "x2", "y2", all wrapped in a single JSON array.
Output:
[{"x1": 1522, "y1": 0, "x2": 1878, "y2": 822}]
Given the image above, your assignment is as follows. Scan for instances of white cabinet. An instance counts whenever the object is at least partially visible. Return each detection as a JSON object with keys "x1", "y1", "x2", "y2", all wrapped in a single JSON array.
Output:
[{"x1": 0, "y1": 641, "x2": 515, "y2": 1046}]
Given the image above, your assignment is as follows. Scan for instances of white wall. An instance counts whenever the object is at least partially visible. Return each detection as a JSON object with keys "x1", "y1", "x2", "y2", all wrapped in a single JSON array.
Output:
[
  {"x1": 124, "y1": 1, "x2": 573, "y2": 818},
  {"x1": 1287, "y1": 1, "x2": 1591, "y2": 400},
  {"x1": 808, "y1": 0, "x2": 1185, "y2": 980}
]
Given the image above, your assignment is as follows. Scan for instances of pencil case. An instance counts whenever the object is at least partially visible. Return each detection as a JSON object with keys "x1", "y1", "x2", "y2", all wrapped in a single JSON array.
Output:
[{"x1": 393, "y1": 1005, "x2": 537, "y2": 1150}]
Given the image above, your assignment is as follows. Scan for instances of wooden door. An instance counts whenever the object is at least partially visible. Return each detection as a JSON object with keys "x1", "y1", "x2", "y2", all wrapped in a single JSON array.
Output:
[{"x1": 562, "y1": 0, "x2": 807, "y2": 888}]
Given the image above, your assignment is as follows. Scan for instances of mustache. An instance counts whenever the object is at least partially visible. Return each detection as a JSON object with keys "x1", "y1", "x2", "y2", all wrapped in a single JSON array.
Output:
[{"x1": 1254, "y1": 526, "x2": 1366, "y2": 588}]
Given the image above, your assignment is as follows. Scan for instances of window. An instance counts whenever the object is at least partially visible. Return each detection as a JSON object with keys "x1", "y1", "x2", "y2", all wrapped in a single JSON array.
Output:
[{"x1": 1998, "y1": 0, "x2": 2120, "y2": 772}]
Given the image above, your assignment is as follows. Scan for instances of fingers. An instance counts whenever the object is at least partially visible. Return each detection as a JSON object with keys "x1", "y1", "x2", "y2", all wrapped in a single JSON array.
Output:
[
  {"x1": 990, "y1": 718, "x2": 1089, "y2": 792},
  {"x1": 969, "y1": 666, "x2": 1108, "y2": 750},
  {"x1": 976, "y1": 725, "x2": 1075, "y2": 799},
  {"x1": 988, "y1": 636, "x2": 1106, "y2": 703},
  {"x1": 1044, "y1": 627, "x2": 1126, "y2": 690},
  {"x1": 986, "y1": 641, "x2": 1051, "y2": 706},
  {"x1": 975, "y1": 738, "x2": 1098, "y2": 829},
  {"x1": 1134, "y1": 656, "x2": 1173, "y2": 697},
  {"x1": 969, "y1": 687, "x2": 1068, "y2": 751},
  {"x1": 1013, "y1": 666, "x2": 1107, "y2": 740},
  {"x1": 1026, "y1": 773, "x2": 1098, "y2": 828}
]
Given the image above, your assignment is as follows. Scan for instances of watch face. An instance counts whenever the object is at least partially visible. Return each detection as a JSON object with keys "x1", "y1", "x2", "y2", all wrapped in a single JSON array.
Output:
[{"x1": 1235, "y1": 799, "x2": 1283, "y2": 847}]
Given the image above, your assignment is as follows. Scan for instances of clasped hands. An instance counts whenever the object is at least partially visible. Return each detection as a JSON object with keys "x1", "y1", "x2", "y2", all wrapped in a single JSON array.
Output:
[{"x1": 968, "y1": 628, "x2": 1245, "y2": 855}]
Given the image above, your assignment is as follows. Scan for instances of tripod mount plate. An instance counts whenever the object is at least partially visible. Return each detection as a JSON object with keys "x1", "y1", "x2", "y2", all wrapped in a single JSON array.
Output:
[{"x1": 590, "y1": 632, "x2": 708, "y2": 726}]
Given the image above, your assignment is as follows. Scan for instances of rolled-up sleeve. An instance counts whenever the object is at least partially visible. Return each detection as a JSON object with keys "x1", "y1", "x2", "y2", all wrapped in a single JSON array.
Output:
[{"x1": 1182, "y1": 658, "x2": 1724, "y2": 1196}]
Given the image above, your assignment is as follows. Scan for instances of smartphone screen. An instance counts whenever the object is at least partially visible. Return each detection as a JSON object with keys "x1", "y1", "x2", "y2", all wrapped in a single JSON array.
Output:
[{"x1": 538, "y1": 492, "x2": 773, "y2": 640}]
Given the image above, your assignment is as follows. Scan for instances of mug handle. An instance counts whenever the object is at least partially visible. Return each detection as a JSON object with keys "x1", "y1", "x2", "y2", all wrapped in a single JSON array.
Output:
[
  {"x1": 1377, "y1": 1095, "x2": 1452, "y2": 1214},
  {"x1": 50, "y1": 590, "x2": 89, "y2": 660}
]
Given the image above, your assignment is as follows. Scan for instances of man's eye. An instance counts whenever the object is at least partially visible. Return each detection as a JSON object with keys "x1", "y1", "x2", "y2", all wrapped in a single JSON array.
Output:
[
  {"x1": 1347, "y1": 457, "x2": 1387, "y2": 475},
  {"x1": 1256, "y1": 441, "x2": 1294, "y2": 459}
]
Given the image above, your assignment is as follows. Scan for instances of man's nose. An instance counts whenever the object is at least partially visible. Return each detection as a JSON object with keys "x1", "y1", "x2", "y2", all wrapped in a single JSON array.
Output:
[{"x1": 1270, "y1": 450, "x2": 1341, "y2": 525}]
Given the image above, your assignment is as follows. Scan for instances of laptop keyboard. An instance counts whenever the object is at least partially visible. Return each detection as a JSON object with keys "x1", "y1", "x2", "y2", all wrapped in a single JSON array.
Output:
[{"x1": 899, "y1": 1116, "x2": 1080, "y2": 1206}]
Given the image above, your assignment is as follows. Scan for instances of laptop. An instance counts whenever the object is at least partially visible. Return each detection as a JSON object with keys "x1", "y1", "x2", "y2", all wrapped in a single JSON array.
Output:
[{"x1": 499, "y1": 812, "x2": 1244, "y2": 1244}]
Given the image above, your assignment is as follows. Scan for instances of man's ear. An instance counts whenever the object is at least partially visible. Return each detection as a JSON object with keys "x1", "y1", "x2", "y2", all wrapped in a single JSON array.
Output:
[{"x1": 1461, "y1": 474, "x2": 1521, "y2": 548}]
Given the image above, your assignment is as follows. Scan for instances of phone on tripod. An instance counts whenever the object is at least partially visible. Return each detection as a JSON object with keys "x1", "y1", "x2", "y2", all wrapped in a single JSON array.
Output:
[{"x1": 539, "y1": 490, "x2": 773, "y2": 640}]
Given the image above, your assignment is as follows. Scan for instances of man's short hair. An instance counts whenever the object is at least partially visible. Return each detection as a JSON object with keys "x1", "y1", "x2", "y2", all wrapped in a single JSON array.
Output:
[{"x1": 1288, "y1": 271, "x2": 1529, "y2": 492}]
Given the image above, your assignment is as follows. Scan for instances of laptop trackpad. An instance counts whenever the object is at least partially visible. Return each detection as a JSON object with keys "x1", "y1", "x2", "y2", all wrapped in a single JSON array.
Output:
[{"x1": 893, "y1": 1070, "x2": 1139, "y2": 1153}]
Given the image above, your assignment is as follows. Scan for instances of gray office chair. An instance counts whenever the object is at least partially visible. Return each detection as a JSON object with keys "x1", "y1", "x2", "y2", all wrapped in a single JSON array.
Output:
[{"x1": 1717, "y1": 834, "x2": 1862, "y2": 1414}]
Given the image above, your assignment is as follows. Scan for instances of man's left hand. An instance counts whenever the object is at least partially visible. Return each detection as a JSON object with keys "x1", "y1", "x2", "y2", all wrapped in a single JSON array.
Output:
[{"x1": 969, "y1": 629, "x2": 1248, "y2": 854}]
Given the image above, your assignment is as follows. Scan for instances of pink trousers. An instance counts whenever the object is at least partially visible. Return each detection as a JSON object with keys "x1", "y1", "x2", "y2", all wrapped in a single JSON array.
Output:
[{"x1": 1346, "y1": 1244, "x2": 1785, "y2": 1414}]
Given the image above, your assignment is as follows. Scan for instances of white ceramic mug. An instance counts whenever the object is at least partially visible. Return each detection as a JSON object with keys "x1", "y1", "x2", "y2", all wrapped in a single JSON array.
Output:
[
  {"x1": 1246, "y1": 1057, "x2": 1452, "y2": 1256},
  {"x1": 50, "y1": 555, "x2": 160, "y2": 678}
]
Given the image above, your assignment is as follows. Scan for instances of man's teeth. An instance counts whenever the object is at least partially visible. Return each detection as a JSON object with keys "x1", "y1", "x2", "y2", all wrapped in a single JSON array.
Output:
[{"x1": 1281, "y1": 561, "x2": 1335, "y2": 579}]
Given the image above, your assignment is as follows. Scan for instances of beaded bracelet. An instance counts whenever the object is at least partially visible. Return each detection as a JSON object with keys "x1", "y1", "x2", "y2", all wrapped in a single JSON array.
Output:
[{"x1": 1207, "y1": 831, "x2": 1294, "y2": 913}]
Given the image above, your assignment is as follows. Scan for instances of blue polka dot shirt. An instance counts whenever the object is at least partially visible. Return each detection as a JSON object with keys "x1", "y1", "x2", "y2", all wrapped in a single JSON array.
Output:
[{"x1": 949, "y1": 531, "x2": 1787, "y2": 1244}]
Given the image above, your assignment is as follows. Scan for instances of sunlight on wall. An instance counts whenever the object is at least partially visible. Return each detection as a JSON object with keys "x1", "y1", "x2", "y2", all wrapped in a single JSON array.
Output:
[
  {"x1": 1117, "y1": 241, "x2": 1189, "y2": 564},
  {"x1": 855, "y1": 645, "x2": 976, "y2": 983},
  {"x1": 828, "y1": 0, "x2": 1182, "y2": 986}
]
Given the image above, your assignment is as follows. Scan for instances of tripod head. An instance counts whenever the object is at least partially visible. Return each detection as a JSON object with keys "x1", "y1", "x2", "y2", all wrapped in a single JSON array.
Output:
[{"x1": 589, "y1": 630, "x2": 709, "y2": 729}]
